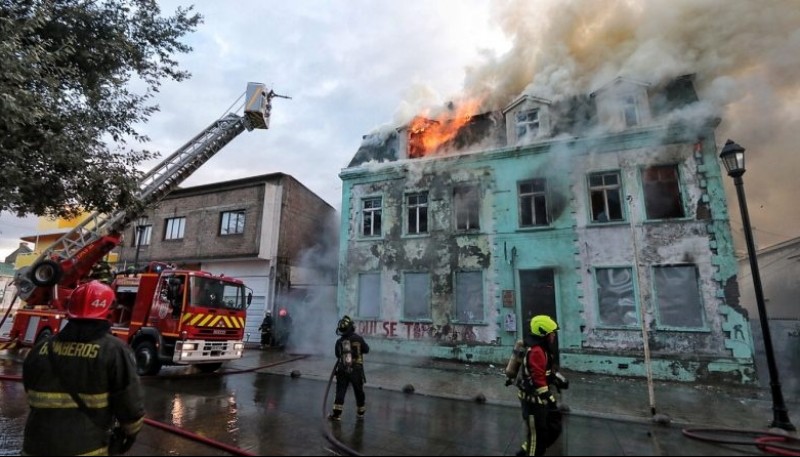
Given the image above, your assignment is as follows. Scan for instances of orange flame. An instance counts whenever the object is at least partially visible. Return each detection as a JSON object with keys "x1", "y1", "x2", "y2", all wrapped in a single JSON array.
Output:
[{"x1": 408, "y1": 98, "x2": 484, "y2": 158}]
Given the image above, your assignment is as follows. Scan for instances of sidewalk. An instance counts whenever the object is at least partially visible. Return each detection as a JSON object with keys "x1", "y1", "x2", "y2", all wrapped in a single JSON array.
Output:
[{"x1": 239, "y1": 346, "x2": 800, "y2": 431}]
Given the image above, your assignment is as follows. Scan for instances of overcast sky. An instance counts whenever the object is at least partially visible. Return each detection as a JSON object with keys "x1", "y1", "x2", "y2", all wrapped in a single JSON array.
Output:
[{"x1": 2, "y1": 0, "x2": 799, "y2": 261}]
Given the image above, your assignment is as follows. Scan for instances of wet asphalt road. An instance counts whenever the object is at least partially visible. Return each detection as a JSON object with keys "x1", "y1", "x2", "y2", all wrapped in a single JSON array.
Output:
[{"x1": 0, "y1": 353, "x2": 774, "y2": 456}]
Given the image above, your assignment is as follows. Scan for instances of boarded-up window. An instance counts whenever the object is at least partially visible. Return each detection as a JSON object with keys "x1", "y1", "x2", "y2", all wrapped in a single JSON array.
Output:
[
  {"x1": 403, "y1": 273, "x2": 430, "y2": 320},
  {"x1": 595, "y1": 267, "x2": 638, "y2": 326},
  {"x1": 653, "y1": 265, "x2": 704, "y2": 328},
  {"x1": 358, "y1": 273, "x2": 380, "y2": 319},
  {"x1": 588, "y1": 172, "x2": 624, "y2": 222},
  {"x1": 642, "y1": 166, "x2": 684, "y2": 220},
  {"x1": 519, "y1": 179, "x2": 548, "y2": 227},
  {"x1": 455, "y1": 271, "x2": 483, "y2": 323}
]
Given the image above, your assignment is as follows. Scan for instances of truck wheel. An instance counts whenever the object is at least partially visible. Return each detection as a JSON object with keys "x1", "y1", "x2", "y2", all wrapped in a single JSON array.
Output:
[
  {"x1": 196, "y1": 362, "x2": 222, "y2": 374},
  {"x1": 30, "y1": 260, "x2": 63, "y2": 287},
  {"x1": 135, "y1": 341, "x2": 161, "y2": 376}
]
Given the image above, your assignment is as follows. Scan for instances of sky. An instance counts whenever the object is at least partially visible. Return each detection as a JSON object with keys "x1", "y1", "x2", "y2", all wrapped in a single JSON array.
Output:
[{"x1": 1, "y1": 0, "x2": 799, "y2": 261}]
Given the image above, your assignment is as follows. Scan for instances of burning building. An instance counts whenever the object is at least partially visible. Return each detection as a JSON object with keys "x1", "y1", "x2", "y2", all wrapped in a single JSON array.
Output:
[{"x1": 337, "y1": 74, "x2": 754, "y2": 384}]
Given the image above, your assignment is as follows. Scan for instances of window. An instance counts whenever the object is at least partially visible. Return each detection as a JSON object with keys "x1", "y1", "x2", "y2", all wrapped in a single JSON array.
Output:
[
  {"x1": 519, "y1": 179, "x2": 548, "y2": 227},
  {"x1": 623, "y1": 95, "x2": 639, "y2": 127},
  {"x1": 642, "y1": 166, "x2": 685, "y2": 220},
  {"x1": 454, "y1": 185, "x2": 480, "y2": 231},
  {"x1": 133, "y1": 222, "x2": 152, "y2": 247},
  {"x1": 588, "y1": 172, "x2": 624, "y2": 223},
  {"x1": 403, "y1": 273, "x2": 431, "y2": 320},
  {"x1": 595, "y1": 268, "x2": 638, "y2": 326},
  {"x1": 516, "y1": 109, "x2": 540, "y2": 139},
  {"x1": 653, "y1": 265, "x2": 704, "y2": 328},
  {"x1": 357, "y1": 273, "x2": 381, "y2": 319},
  {"x1": 220, "y1": 210, "x2": 246, "y2": 235},
  {"x1": 361, "y1": 197, "x2": 382, "y2": 237},
  {"x1": 406, "y1": 192, "x2": 429, "y2": 235},
  {"x1": 455, "y1": 271, "x2": 483, "y2": 323},
  {"x1": 164, "y1": 217, "x2": 186, "y2": 240}
]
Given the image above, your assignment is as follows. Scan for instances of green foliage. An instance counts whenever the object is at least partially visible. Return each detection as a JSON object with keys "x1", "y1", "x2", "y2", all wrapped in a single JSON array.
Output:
[{"x1": 0, "y1": 0, "x2": 202, "y2": 218}]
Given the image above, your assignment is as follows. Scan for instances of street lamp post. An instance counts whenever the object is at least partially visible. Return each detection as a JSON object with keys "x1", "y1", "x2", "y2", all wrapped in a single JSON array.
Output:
[
  {"x1": 719, "y1": 139, "x2": 795, "y2": 431},
  {"x1": 133, "y1": 216, "x2": 148, "y2": 272}
]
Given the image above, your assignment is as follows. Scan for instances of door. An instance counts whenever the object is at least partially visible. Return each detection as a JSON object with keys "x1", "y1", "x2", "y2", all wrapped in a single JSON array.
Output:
[{"x1": 519, "y1": 268, "x2": 559, "y2": 364}]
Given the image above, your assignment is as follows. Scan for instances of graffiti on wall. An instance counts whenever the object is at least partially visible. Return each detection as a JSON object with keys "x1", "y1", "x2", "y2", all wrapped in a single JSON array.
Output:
[{"x1": 356, "y1": 319, "x2": 478, "y2": 342}]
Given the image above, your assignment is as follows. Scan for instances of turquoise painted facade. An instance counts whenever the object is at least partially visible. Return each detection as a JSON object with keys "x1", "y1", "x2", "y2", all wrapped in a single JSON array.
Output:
[{"x1": 337, "y1": 76, "x2": 756, "y2": 384}]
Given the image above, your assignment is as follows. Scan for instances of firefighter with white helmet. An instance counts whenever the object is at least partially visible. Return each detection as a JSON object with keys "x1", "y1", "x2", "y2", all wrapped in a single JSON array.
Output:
[
  {"x1": 513, "y1": 314, "x2": 563, "y2": 456},
  {"x1": 22, "y1": 280, "x2": 145, "y2": 455}
]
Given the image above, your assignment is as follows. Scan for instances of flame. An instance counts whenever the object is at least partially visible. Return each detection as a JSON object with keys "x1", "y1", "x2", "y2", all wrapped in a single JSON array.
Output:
[{"x1": 408, "y1": 97, "x2": 484, "y2": 158}]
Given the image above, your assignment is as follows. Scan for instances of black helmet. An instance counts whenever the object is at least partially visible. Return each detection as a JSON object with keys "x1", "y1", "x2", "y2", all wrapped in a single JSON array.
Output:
[{"x1": 337, "y1": 315, "x2": 355, "y2": 335}]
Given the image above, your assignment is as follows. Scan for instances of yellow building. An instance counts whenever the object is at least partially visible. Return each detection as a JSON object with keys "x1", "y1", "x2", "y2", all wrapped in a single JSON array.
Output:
[{"x1": 15, "y1": 213, "x2": 119, "y2": 269}]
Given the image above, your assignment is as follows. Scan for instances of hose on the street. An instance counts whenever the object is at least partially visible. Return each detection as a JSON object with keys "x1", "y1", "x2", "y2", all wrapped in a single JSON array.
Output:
[
  {"x1": 143, "y1": 417, "x2": 255, "y2": 456},
  {"x1": 682, "y1": 427, "x2": 800, "y2": 456},
  {"x1": 321, "y1": 362, "x2": 363, "y2": 457}
]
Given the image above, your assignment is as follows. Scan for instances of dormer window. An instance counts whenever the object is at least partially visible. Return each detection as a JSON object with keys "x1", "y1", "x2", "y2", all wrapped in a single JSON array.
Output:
[
  {"x1": 623, "y1": 95, "x2": 639, "y2": 127},
  {"x1": 516, "y1": 109, "x2": 540, "y2": 139}
]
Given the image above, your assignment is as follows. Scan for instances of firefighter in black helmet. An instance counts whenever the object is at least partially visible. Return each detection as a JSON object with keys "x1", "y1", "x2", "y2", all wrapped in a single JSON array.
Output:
[
  {"x1": 327, "y1": 315, "x2": 370, "y2": 421},
  {"x1": 22, "y1": 280, "x2": 145, "y2": 455}
]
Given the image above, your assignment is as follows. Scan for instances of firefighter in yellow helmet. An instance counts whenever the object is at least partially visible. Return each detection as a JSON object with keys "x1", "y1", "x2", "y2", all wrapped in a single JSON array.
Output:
[
  {"x1": 515, "y1": 315, "x2": 562, "y2": 456},
  {"x1": 22, "y1": 280, "x2": 145, "y2": 455}
]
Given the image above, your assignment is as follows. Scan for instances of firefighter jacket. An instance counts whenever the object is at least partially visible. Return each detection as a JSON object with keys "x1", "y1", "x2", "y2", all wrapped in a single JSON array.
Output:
[
  {"x1": 334, "y1": 331, "x2": 370, "y2": 367},
  {"x1": 22, "y1": 320, "x2": 145, "y2": 456},
  {"x1": 518, "y1": 338, "x2": 555, "y2": 403}
]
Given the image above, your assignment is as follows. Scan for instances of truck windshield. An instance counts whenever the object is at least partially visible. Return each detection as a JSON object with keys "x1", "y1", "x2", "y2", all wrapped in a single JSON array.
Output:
[{"x1": 189, "y1": 277, "x2": 246, "y2": 311}]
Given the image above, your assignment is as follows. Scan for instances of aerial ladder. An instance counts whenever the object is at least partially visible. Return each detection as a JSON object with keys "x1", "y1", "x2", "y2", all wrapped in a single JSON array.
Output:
[{"x1": 2, "y1": 83, "x2": 289, "y2": 349}]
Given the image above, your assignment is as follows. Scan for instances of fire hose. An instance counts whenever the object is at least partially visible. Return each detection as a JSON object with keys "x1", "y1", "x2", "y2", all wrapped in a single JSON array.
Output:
[
  {"x1": 321, "y1": 362, "x2": 363, "y2": 457},
  {"x1": 682, "y1": 427, "x2": 800, "y2": 456}
]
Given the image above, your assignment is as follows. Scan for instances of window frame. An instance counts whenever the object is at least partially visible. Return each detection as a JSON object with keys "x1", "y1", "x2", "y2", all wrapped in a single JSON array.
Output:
[
  {"x1": 453, "y1": 185, "x2": 480, "y2": 232},
  {"x1": 220, "y1": 210, "x2": 246, "y2": 236},
  {"x1": 164, "y1": 216, "x2": 186, "y2": 241},
  {"x1": 623, "y1": 94, "x2": 640, "y2": 127},
  {"x1": 641, "y1": 165, "x2": 686, "y2": 220},
  {"x1": 405, "y1": 191, "x2": 429, "y2": 236},
  {"x1": 515, "y1": 108, "x2": 540, "y2": 139},
  {"x1": 361, "y1": 196, "x2": 383, "y2": 238},
  {"x1": 587, "y1": 171, "x2": 625, "y2": 223},
  {"x1": 133, "y1": 222, "x2": 152, "y2": 247},
  {"x1": 518, "y1": 178, "x2": 549, "y2": 228}
]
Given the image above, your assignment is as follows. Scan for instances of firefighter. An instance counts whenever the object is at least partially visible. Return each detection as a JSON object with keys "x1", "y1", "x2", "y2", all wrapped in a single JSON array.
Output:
[
  {"x1": 327, "y1": 315, "x2": 370, "y2": 421},
  {"x1": 22, "y1": 280, "x2": 145, "y2": 456},
  {"x1": 259, "y1": 310, "x2": 274, "y2": 348},
  {"x1": 515, "y1": 315, "x2": 562, "y2": 456}
]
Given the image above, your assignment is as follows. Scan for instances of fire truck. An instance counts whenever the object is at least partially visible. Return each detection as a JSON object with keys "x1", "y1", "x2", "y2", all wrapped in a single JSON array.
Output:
[{"x1": 1, "y1": 83, "x2": 287, "y2": 375}]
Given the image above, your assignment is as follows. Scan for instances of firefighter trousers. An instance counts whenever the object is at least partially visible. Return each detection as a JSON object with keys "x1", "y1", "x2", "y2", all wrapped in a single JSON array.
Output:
[{"x1": 332, "y1": 366, "x2": 366, "y2": 416}]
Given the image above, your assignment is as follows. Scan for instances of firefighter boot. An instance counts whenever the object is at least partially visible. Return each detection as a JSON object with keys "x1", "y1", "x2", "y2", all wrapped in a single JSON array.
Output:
[
  {"x1": 328, "y1": 404, "x2": 343, "y2": 421},
  {"x1": 356, "y1": 406, "x2": 366, "y2": 420}
]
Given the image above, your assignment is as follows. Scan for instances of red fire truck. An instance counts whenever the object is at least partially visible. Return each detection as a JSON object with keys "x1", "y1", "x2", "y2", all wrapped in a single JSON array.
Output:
[{"x1": 1, "y1": 83, "x2": 288, "y2": 375}]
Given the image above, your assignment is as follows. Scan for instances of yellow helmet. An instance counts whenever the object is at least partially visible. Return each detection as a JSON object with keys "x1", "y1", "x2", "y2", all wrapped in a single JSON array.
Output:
[{"x1": 530, "y1": 315, "x2": 558, "y2": 337}]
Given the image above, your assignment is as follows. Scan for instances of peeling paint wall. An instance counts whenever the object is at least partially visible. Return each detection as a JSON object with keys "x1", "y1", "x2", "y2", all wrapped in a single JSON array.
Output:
[{"x1": 338, "y1": 125, "x2": 755, "y2": 384}]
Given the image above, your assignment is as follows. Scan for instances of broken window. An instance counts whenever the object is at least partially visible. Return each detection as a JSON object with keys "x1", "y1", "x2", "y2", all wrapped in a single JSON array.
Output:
[
  {"x1": 642, "y1": 165, "x2": 685, "y2": 220},
  {"x1": 406, "y1": 192, "x2": 429, "y2": 235},
  {"x1": 519, "y1": 179, "x2": 548, "y2": 227},
  {"x1": 357, "y1": 273, "x2": 380, "y2": 319},
  {"x1": 516, "y1": 109, "x2": 540, "y2": 139},
  {"x1": 623, "y1": 95, "x2": 639, "y2": 127},
  {"x1": 164, "y1": 217, "x2": 185, "y2": 240},
  {"x1": 595, "y1": 267, "x2": 638, "y2": 327},
  {"x1": 653, "y1": 265, "x2": 704, "y2": 328},
  {"x1": 588, "y1": 172, "x2": 624, "y2": 222},
  {"x1": 455, "y1": 271, "x2": 484, "y2": 323},
  {"x1": 454, "y1": 185, "x2": 480, "y2": 231},
  {"x1": 361, "y1": 197, "x2": 382, "y2": 237},
  {"x1": 220, "y1": 210, "x2": 246, "y2": 235},
  {"x1": 403, "y1": 272, "x2": 431, "y2": 320}
]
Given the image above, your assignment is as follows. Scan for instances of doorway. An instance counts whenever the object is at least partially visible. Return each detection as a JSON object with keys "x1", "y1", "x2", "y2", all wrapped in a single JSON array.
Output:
[{"x1": 519, "y1": 268, "x2": 559, "y2": 364}]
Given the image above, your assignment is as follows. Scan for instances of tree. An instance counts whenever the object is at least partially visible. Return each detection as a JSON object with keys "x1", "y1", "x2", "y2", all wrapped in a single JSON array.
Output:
[{"x1": 0, "y1": 0, "x2": 202, "y2": 218}]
